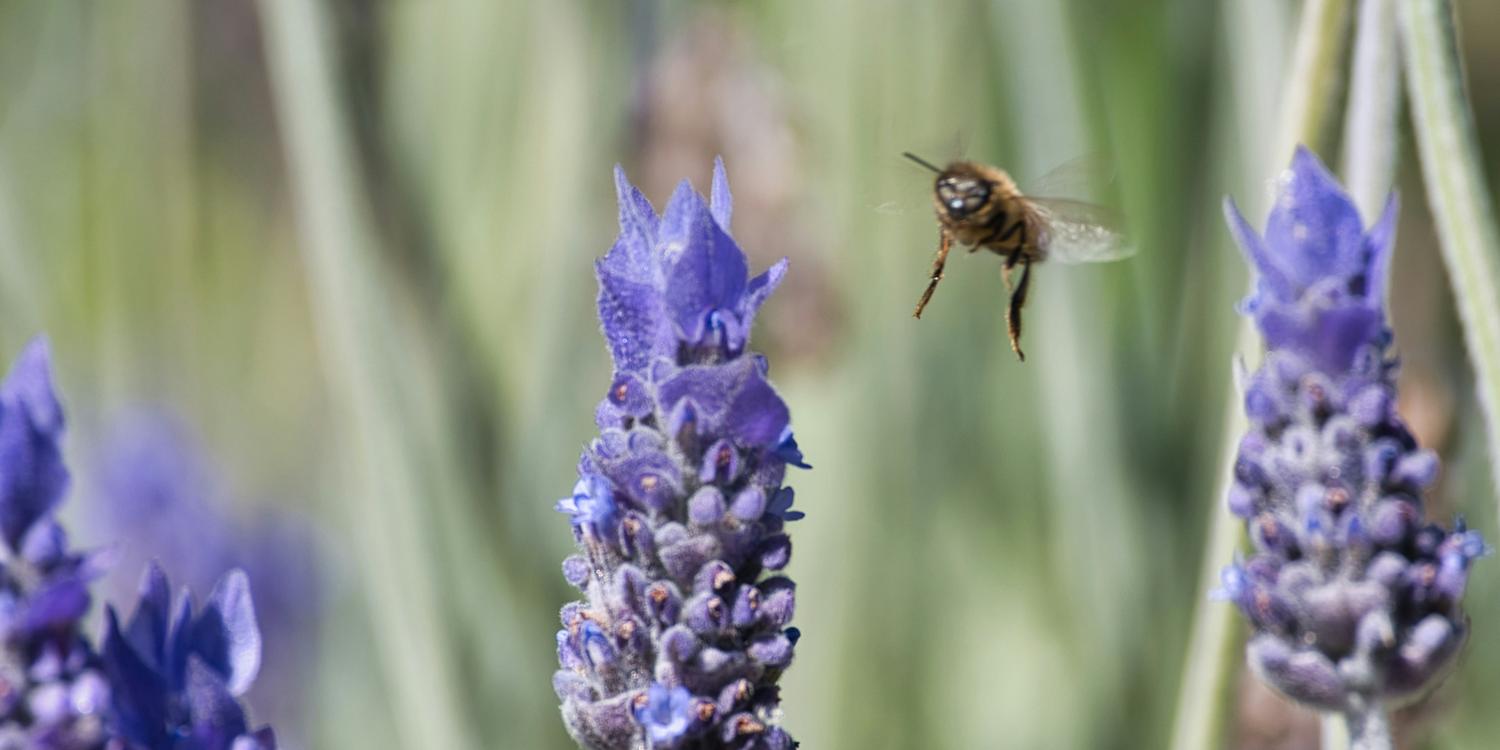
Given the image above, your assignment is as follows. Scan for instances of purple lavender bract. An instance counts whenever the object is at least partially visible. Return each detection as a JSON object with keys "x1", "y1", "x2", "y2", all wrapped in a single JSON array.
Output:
[
  {"x1": 99, "y1": 565, "x2": 275, "y2": 750},
  {"x1": 554, "y1": 160, "x2": 803, "y2": 750},
  {"x1": 1220, "y1": 148, "x2": 1487, "y2": 712}
]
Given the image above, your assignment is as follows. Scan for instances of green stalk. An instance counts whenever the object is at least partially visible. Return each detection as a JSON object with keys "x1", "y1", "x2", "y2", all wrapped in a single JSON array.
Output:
[
  {"x1": 1277, "y1": 0, "x2": 1354, "y2": 164},
  {"x1": 1400, "y1": 0, "x2": 1500, "y2": 506},
  {"x1": 257, "y1": 1, "x2": 479, "y2": 748},
  {"x1": 1168, "y1": 2, "x2": 1351, "y2": 749},
  {"x1": 1323, "y1": 714, "x2": 1350, "y2": 750},
  {"x1": 1342, "y1": 0, "x2": 1400, "y2": 223},
  {"x1": 1166, "y1": 326, "x2": 1251, "y2": 750},
  {"x1": 1345, "y1": 704, "x2": 1393, "y2": 750}
]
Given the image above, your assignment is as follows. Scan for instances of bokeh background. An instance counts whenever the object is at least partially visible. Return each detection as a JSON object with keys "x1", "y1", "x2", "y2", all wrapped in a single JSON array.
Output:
[{"x1": 0, "y1": 1, "x2": 1497, "y2": 748}]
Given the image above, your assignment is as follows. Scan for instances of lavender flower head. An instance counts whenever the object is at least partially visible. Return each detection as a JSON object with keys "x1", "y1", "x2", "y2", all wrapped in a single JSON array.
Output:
[
  {"x1": 89, "y1": 411, "x2": 320, "y2": 736},
  {"x1": 0, "y1": 339, "x2": 275, "y2": 750},
  {"x1": 553, "y1": 160, "x2": 805, "y2": 750},
  {"x1": 1219, "y1": 148, "x2": 1487, "y2": 713},
  {"x1": 0, "y1": 338, "x2": 110, "y2": 749}
]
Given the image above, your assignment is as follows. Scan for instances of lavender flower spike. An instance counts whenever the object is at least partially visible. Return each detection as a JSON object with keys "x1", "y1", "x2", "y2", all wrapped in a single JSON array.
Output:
[
  {"x1": 0, "y1": 338, "x2": 111, "y2": 749},
  {"x1": 554, "y1": 159, "x2": 803, "y2": 750},
  {"x1": 1219, "y1": 148, "x2": 1487, "y2": 718}
]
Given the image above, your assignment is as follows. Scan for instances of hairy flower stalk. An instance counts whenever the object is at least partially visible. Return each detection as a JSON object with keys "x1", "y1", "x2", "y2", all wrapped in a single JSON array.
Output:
[
  {"x1": 1219, "y1": 149, "x2": 1486, "y2": 741},
  {"x1": 0, "y1": 338, "x2": 275, "y2": 750},
  {"x1": 553, "y1": 160, "x2": 805, "y2": 750}
]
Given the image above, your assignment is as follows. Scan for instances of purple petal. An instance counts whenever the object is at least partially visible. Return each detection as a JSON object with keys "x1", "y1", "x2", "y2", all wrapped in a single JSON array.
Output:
[
  {"x1": 607, "y1": 165, "x2": 662, "y2": 283},
  {"x1": 165, "y1": 590, "x2": 196, "y2": 691},
  {"x1": 1, "y1": 337, "x2": 64, "y2": 432},
  {"x1": 18, "y1": 517, "x2": 67, "y2": 566},
  {"x1": 596, "y1": 260, "x2": 676, "y2": 374},
  {"x1": 18, "y1": 577, "x2": 89, "y2": 634},
  {"x1": 191, "y1": 569, "x2": 263, "y2": 696},
  {"x1": 710, "y1": 157, "x2": 733, "y2": 230},
  {"x1": 1263, "y1": 147, "x2": 1366, "y2": 290},
  {"x1": 126, "y1": 563, "x2": 173, "y2": 671},
  {"x1": 183, "y1": 655, "x2": 250, "y2": 742},
  {"x1": 0, "y1": 337, "x2": 70, "y2": 551},
  {"x1": 740, "y1": 258, "x2": 789, "y2": 333},
  {"x1": 659, "y1": 364, "x2": 743, "y2": 425},
  {"x1": 101, "y1": 606, "x2": 170, "y2": 745},
  {"x1": 1257, "y1": 299, "x2": 1384, "y2": 374},
  {"x1": 1224, "y1": 197, "x2": 1296, "y2": 306},
  {"x1": 1364, "y1": 192, "x2": 1399, "y2": 303},
  {"x1": 661, "y1": 182, "x2": 748, "y2": 342},
  {"x1": 724, "y1": 371, "x2": 790, "y2": 449}
]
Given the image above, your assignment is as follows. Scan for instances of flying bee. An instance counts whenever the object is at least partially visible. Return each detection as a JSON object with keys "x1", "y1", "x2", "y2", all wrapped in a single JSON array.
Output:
[{"x1": 904, "y1": 152, "x2": 1134, "y2": 361}]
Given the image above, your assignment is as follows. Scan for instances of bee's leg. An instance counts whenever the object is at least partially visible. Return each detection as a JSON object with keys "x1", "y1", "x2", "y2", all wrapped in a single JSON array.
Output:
[
  {"x1": 1001, "y1": 249, "x2": 1022, "y2": 291},
  {"x1": 913, "y1": 230, "x2": 952, "y2": 319},
  {"x1": 998, "y1": 219, "x2": 1027, "y2": 289},
  {"x1": 1005, "y1": 258, "x2": 1032, "y2": 361}
]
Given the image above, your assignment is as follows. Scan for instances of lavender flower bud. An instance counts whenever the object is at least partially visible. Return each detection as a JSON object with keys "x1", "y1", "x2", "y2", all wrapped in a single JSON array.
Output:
[
  {"x1": 1220, "y1": 148, "x2": 1488, "y2": 711},
  {"x1": 554, "y1": 160, "x2": 805, "y2": 749}
]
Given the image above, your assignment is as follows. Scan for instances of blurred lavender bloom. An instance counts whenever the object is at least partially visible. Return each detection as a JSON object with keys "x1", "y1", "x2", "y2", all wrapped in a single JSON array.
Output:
[
  {"x1": 0, "y1": 338, "x2": 111, "y2": 749},
  {"x1": 554, "y1": 160, "x2": 802, "y2": 750},
  {"x1": 100, "y1": 564, "x2": 275, "y2": 750},
  {"x1": 89, "y1": 412, "x2": 321, "y2": 734},
  {"x1": 0, "y1": 339, "x2": 280, "y2": 750},
  {"x1": 1219, "y1": 148, "x2": 1487, "y2": 713}
]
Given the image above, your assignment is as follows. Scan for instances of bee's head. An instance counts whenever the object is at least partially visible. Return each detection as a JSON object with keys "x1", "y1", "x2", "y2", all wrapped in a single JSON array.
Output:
[
  {"x1": 902, "y1": 153, "x2": 1003, "y2": 222},
  {"x1": 935, "y1": 169, "x2": 993, "y2": 219}
]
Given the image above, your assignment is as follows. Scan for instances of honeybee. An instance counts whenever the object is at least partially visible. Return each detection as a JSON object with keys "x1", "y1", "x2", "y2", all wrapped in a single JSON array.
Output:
[{"x1": 904, "y1": 152, "x2": 1134, "y2": 361}]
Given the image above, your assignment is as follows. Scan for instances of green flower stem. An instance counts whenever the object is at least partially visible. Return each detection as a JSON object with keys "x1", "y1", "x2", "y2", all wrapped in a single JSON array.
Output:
[
  {"x1": 1169, "y1": 2, "x2": 1351, "y2": 749},
  {"x1": 1343, "y1": 0, "x2": 1401, "y2": 223},
  {"x1": 1323, "y1": 714, "x2": 1350, "y2": 750},
  {"x1": 258, "y1": 1, "x2": 480, "y2": 748},
  {"x1": 1167, "y1": 326, "x2": 1251, "y2": 750},
  {"x1": 1345, "y1": 704, "x2": 1393, "y2": 750},
  {"x1": 1278, "y1": 0, "x2": 1354, "y2": 163},
  {"x1": 1400, "y1": 0, "x2": 1500, "y2": 508}
]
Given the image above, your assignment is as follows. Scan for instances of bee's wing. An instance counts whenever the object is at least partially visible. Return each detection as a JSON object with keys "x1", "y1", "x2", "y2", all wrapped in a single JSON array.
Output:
[
  {"x1": 1028, "y1": 154, "x2": 1117, "y2": 203},
  {"x1": 1025, "y1": 197, "x2": 1136, "y2": 264}
]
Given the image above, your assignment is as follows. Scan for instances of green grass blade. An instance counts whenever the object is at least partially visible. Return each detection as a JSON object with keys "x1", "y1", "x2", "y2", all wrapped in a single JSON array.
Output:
[
  {"x1": 1400, "y1": 0, "x2": 1500, "y2": 512},
  {"x1": 1343, "y1": 0, "x2": 1401, "y2": 222},
  {"x1": 257, "y1": 1, "x2": 481, "y2": 747}
]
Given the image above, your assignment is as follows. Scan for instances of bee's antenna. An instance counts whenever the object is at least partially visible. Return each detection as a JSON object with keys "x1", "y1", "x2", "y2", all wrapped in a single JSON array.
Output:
[{"x1": 902, "y1": 152, "x2": 943, "y2": 174}]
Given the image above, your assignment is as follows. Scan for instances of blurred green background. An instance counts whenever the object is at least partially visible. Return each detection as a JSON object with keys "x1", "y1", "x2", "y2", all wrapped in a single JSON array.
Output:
[{"x1": 0, "y1": 1, "x2": 1497, "y2": 748}]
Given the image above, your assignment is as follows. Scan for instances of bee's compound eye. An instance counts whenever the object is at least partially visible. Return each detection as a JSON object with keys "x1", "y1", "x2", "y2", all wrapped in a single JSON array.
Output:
[{"x1": 936, "y1": 177, "x2": 990, "y2": 218}]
